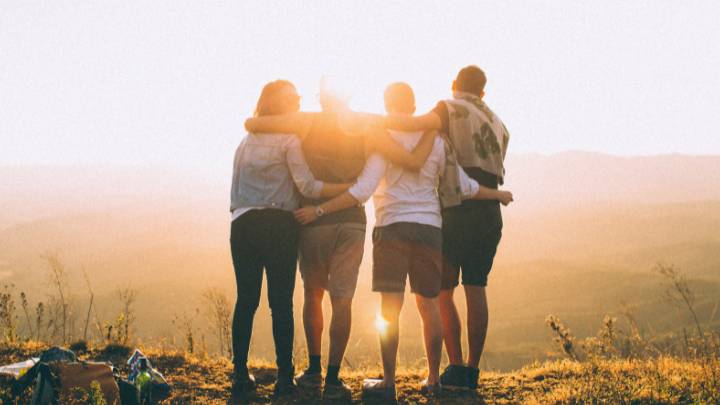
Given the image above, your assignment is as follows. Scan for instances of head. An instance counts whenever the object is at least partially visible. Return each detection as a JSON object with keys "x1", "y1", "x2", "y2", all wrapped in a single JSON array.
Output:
[
  {"x1": 318, "y1": 76, "x2": 350, "y2": 113},
  {"x1": 383, "y1": 82, "x2": 416, "y2": 115},
  {"x1": 254, "y1": 80, "x2": 300, "y2": 117},
  {"x1": 452, "y1": 65, "x2": 486, "y2": 98}
]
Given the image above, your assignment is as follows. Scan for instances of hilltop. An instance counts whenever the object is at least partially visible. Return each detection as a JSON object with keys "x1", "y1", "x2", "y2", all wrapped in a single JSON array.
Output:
[{"x1": 0, "y1": 342, "x2": 718, "y2": 404}]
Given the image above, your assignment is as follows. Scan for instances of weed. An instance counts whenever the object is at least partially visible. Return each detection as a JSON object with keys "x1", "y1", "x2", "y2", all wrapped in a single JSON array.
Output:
[
  {"x1": 42, "y1": 253, "x2": 73, "y2": 344},
  {"x1": 0, "y1": 284, "x2": 17, "y2": 343},
  {"x1": 202, "y1": 287, "x2": 232, "y2": 357},
  {"x1": 546, "y1": 315, "x2": 580, "y2": 361}
]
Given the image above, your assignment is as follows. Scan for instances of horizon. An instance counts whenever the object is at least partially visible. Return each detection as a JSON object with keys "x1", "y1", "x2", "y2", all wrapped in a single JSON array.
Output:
[{"x1": 2, "y1": 149, "x2": 720, "y2": 171}]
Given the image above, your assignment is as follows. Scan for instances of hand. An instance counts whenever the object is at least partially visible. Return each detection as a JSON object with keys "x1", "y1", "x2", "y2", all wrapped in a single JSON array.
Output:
[
  {"x1": 294, "y1": 206, "x2": 319, "y2": 225},
  {"x1": 497, "y1": 190, "x2": 514, "y2": 206}
]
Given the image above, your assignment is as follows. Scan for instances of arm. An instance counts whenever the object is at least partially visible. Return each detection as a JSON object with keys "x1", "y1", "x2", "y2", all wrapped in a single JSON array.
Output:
[
  {"x1": 458, "y1": 168, "x2": 514, "y2": 206},
  {"x1": 294, "y1": 192, "x2": 358, "y2": 225},
  {"x1": 334, "y1": 111, "x2": 385, "y2": 135},
  {"x1": 383, "y1": 111, "x2": 442, "y2": 132},
  {"x1": 284, "y1": 136, "x2": 326, "y2": 198},
  {"x1": 472, "y1": 185, "x2": 513, "y2": 206},
  {"x1": 244, "y1": 112, "x2": 319, "y2": 140},
  {"x1": 366, "y1": 129, "x2": 436, "y2": 171},
  {"x1": 294, "y1": 154, "x2": 386, "y2": 224},
  {"x1": 319, "y1": 183, "x2": 352, "y2": 198}
]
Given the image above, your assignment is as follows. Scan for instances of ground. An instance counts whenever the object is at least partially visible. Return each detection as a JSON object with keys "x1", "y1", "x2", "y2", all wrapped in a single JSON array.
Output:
[{"x1": 0, "y1": 343, "x2": 718, "y2": 404}]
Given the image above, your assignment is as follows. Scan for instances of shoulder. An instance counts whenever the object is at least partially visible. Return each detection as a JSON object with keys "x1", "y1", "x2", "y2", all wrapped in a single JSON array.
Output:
[
  {"x1": 481, "y1": 102, "x2": 505, "y2": 124},
  {"x1": 431, "y1": 136, "x2": 446, "y2": 158},
  {"x1": 432, "y1": 101, "x2": 450, "y2": 133},
  {"x1": 486, "y1": 106, "x2": 509, "y2": 137},
  {"x1": 250, "y1": 132, "x2": 299, "y2": 147}
]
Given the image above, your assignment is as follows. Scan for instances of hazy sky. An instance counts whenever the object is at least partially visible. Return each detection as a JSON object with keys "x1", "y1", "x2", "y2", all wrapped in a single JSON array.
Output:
[{"x1": 2, "y1": 1, "x2": 719, "y2": 173}]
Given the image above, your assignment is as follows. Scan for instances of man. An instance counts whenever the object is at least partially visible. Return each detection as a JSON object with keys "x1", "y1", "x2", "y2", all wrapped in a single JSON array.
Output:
[
  {"x1": 296, "y1": 82, "x2": 512, "y2": 401},
  {"x1": 384, "y1": 66, "x2": 511, "y2": 390},
  {"x1": 244, "y1": 85, "x2": 436, "y2": 400}
]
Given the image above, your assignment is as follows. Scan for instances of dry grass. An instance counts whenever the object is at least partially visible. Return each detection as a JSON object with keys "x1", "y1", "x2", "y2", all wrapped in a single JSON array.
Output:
[{"x1": 0, "y1": 342, "x2": 718, "y2": 404}]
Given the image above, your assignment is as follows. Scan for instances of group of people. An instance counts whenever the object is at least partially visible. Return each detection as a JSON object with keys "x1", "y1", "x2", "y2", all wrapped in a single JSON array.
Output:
[{"x1": 228, "y1": 65, "x2": 513, "y2": 403}]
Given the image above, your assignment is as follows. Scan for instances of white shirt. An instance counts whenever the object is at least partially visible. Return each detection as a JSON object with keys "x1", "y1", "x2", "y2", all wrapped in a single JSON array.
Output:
[
  {"x1": 231, "y1": 206, "x2": 264, "y2": 222},
  {"x1": 348, "y1": 131, "x2": 480, "y2": 228}
]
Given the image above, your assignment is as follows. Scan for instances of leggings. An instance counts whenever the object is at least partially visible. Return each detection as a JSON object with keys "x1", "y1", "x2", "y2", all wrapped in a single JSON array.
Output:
[{"x1": 230, "y1": 209, "x2": 299, "y2": 374}]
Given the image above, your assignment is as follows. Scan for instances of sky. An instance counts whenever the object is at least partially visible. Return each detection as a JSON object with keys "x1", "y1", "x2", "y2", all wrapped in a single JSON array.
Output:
[{"x1": 1, "y1": 1, "x2": 719, "y2": 174}]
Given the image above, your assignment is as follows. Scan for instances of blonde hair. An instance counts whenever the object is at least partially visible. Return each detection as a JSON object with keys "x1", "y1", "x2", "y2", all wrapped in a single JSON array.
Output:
[{"x1": 254, "y1": 80, "x2": 298, "y2": 117}]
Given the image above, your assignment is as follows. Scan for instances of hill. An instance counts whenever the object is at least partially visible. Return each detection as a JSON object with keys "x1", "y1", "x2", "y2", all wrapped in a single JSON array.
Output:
[
  {"x1": 504, "y1": 152, "x2": 720, "y2": 209},
  {"x1": 0, "y1": 343, "x2": 718, "y2": 404},
  {"x1": 0, "y1": 153, "x2": 719, "y2": 371}
]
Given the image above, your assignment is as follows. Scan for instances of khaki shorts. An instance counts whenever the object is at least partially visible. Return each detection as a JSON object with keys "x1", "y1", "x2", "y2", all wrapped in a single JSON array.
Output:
[{"x1": 299, "y1": 222, "x2": 366, "y2": 299}]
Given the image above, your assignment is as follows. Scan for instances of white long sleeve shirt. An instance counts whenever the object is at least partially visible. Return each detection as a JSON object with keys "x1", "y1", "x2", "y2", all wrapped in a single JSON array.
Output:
[{"x1": 348, "y1": 131, "x2": 480, "y2": 228}]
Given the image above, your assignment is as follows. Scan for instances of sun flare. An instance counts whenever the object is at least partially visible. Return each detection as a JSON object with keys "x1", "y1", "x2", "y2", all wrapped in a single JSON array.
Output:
[{"x1": 374, "y1": 314, "x2": 389, "y2": 335}]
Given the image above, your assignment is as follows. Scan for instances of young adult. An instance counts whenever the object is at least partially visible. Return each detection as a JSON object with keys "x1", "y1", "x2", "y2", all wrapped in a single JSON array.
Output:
[
  {"x1": 296, "y1": 83, "x2": 512, "y2": 402},
  {"x1": 384, "y1": 66, "x2": 511, "y2": 390},
  {"x1": 228, "y1": 80, "x2": 350, "y2": 402},
  {"x1": 243, "y1": 85, "x2": 436, "y2": 401}
]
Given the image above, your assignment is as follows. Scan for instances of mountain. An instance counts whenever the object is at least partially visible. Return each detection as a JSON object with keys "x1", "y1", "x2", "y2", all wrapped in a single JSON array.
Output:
[
  {"x1": 3, "y1": 152, "x2": 720, "y2": 229},
  {"x1": 504, "y1": 152, "x2": 720, "y2": 209}
]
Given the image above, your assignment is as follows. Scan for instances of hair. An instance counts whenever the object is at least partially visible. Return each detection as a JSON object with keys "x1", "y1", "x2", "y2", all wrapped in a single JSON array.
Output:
[
  {"x1": 254, "y1": 80, "x2": 298, "y2": 117},
  {"x1": 384, "y1": 82, "x2": 415, "y2": 114},
  {"x1": 455, "y1": 65, "x2": 487, "y2": 96}
]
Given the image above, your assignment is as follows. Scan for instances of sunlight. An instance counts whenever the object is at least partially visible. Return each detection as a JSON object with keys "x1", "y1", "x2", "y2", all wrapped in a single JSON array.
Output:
[
  {"x1": 374, "y1": 313, "x2": 389, "y2": 335},
  {"x1": 294, "y1": 70, "x2": 388, "y2": 114}
]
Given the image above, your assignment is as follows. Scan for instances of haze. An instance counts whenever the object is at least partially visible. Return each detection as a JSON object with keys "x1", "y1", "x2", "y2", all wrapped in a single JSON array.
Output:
[
  {"x1": 1, "y1": 1, "x2": 719, "y2": 372},
  {"x1": 2, "y1": 0, "x2": 720, "y2": 176}
]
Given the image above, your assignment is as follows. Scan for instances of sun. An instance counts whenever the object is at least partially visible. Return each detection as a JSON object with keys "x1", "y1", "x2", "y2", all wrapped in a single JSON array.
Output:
[
  {"x1": 374, "y1": 313, "x2": 389, "y2": 335},
  {"x1": 293, "y1": 71, "x2": 388, "y2": 114}
]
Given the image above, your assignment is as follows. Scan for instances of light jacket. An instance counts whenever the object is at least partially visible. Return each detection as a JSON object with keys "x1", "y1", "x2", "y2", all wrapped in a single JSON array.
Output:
[{"x1": 230, "y1": 133, "x2": 324, "y2": 213}]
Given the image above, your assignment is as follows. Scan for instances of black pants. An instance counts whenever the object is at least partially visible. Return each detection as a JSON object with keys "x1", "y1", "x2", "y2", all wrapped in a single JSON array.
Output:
[{"x1": 230, "y1": 209, "x2": 300, "y2": 375}]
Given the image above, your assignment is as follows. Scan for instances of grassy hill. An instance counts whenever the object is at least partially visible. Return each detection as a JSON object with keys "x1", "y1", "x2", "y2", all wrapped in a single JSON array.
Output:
[{"x1": 0, "y1": 342, "x2": 718, "y2": 404}]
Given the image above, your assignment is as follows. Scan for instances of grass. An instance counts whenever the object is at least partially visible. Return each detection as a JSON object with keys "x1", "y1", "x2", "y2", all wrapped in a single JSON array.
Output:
[
  {"x1": 1, "y1": 342, "x2": 718, "y2": 404},
  {"x1": 0, "y1": 263, "x2": 717, "y2": 403}
]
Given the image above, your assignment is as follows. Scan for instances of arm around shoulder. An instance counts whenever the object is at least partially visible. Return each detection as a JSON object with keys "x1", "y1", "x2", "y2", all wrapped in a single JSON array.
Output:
[
  {"x1": 384, "y1": 111, "x2": 442, "y2": 132},
  {"x1": 244, "y1": 112, "x2": 317, "y2": 139}
]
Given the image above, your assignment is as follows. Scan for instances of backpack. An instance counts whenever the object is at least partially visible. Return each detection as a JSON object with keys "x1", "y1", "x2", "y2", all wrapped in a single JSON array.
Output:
[
  {"x1": 31, "y1": 361, "x2": 120, "y2": 404},
  {"x1": 12, "y1": 346, "x2": 120, "y2": 405}
]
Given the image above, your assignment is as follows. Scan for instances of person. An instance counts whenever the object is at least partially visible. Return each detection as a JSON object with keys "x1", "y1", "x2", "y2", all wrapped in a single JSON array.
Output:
[
  {"x1": 296, "y1": 82, "x2": 513, "y2": 402},
  {"x1": 244, "y1": 82, "x2": 436, "y2": 401},
  {"x1": 228, "y1": 80, "x2": 351, "y2": 402},
  {"x1": 384, "y1": 65, "x2": 511, "y2": 391}
]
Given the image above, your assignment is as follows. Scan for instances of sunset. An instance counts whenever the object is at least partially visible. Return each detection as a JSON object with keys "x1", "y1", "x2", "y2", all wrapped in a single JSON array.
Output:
[{"x1": 1, "y1": 1, "x2": 719, "y2": 404}]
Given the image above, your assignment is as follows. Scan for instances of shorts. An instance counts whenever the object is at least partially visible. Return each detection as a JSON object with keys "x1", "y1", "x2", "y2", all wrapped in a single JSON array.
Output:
[
  {"x1": 299, "y1": 222, "x2": 366, "y2": 299},
  {"x1": 442, "y1": 202, "x2": 503, "y2": 289},
  {"x1": 372, "y1": 222, "x2": 443, "y2": 298}
]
